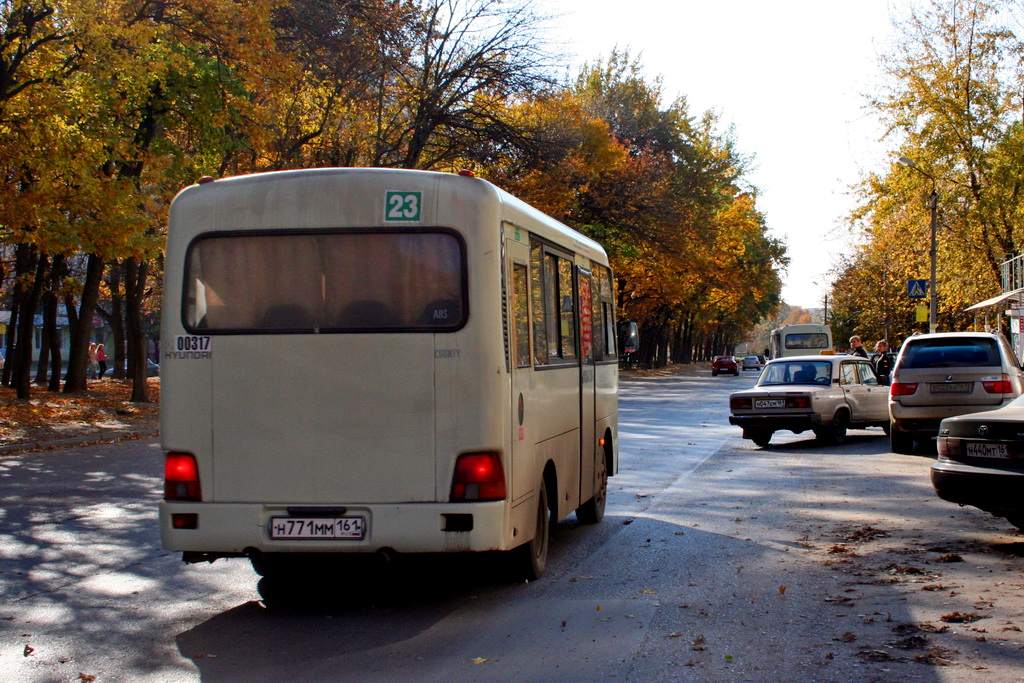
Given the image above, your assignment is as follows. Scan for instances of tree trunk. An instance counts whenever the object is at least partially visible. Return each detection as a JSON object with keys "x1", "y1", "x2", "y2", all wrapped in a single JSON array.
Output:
[
  {"x1": 34, "y1": 294, "x2": 51, "y2": 386},
  {"x1": 108, "y1": 261, "x2": 126, "y2": 379},
  {"x1": 64, "y1": 254, "x2": 104, "y2": 393},
  {"x1": 13, "y1": 251, "x2": 46, "y2": 399},
  {"x1": 46, "y1": 255, "x2": 66, "y2": 392},
  {"x1": 124, "y1": 256, "x2": 150, "y2": 403},
  {"x1": 2, "y1": 244, "x2": 33, "y2": 387}
]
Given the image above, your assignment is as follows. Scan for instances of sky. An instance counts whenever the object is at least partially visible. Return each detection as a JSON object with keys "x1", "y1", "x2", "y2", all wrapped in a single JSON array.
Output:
[{"x1": 541, "y1": 0, "x2": 905, "y2": 309}]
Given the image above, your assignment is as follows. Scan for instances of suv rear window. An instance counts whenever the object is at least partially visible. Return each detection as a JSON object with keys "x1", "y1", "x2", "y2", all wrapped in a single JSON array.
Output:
[
  {"x1": 900, "y1": 338, "x2": 1000, "y2": 368},
  {"x1": 184, "y1": 230, "x2": 466, "y2": 333}
]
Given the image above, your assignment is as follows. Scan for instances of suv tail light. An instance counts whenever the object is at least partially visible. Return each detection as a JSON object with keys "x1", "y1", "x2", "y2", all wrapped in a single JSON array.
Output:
[
  {"x1": 890, "y1": 382, "x2": 918, "y2": 397},
  {"x1": 730, "y1": 397, "x2": 752, "y2": 410},
  {"x1": 982, "y1": 374, "x2": 1013, "y2": 394},
  {"x1": 164, "y1": 452, "x2": 201, "y2": 501},
  {"x1": 450, "y1": 452, "x2": 506, "y2": 502}
]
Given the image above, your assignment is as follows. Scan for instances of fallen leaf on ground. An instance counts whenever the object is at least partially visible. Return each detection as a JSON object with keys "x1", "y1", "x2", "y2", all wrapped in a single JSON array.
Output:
[
  {"x1": 921, "y1": 583, "x2": 951, "y2": 591},
  {"x1": 857, "y1": 648, "x2": 900, "y2": 662},
  {"x1": 778, "y1": 585, "x2": 786, "y2": 595},
  {"x1": 934, "y1": 553, "x2": 964, "y2": 563},
  {"x1": 78, "y1": 675, "x2": 96, "y2": 683},
  {"x1": 640, "y1": 588, "x2": 656, "y2": 595},
  {"x1": 836, "y1": 632, "x2": 857, "y2": 642},
  {"x1": 471, "y1": 657, "x2": 488, "y2": 665},
  {"x1": 595, "y1": 604, "x2": 602, "y2": 612},
  {"x1": 885, "y1": 564, "x2": 927, "y2": 575},
  {"x1": 914, "y1": 646, "x2": 957, "y2": 666},
  {"x1": 666, "y1": 632, "x2": 683, "y2": 638},
  {"x1": 622, "y1": 519, "x2": 633, "y2": 526},
  {"x1": 839, "y1": 525, "x2": 889, "y2": 543},
  {"x1": 691, "y1": 634, "x2": 707, "y2": 651},
  {"x1": 23, "y1": 645, "x2": 34, "y2": 657},
  {"x1": 892, "y1": 635, "x2": 929, "y2": 650},
  {"x1": 941, "y1": 612, "x2": 983, "y2": 624}
]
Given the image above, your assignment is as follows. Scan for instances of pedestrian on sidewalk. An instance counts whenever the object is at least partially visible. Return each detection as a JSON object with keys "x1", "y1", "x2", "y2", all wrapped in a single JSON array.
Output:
[
  {"x1": 96, "y1": 343, "x2": 107, "y2": 378},
  {"x1": 870, "y1": 339, "x2": 894, "y2": 385},
  {"x1": 849, "y1": 335, "x2": 868, "y2": 358}
]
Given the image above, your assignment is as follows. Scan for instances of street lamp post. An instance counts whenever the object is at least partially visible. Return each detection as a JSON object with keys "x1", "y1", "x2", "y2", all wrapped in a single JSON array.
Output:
[{"x1": 898, "y1": 157, "x2": 939, "y2": 334}]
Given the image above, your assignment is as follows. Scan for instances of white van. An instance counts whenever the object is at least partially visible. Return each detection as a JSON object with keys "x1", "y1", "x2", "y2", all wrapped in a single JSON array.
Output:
[
  {"x1": 159, "y1": 168, "x2": 619, "y2": 581},
  {"x1": 769, "y1": 324, "x2": 833, "y2": 358}
]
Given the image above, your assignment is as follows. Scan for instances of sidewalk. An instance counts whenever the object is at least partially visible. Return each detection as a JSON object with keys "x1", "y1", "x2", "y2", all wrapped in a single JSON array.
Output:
[{"x1": 0, "y1": 378, "x2": 159, "y2": 456}]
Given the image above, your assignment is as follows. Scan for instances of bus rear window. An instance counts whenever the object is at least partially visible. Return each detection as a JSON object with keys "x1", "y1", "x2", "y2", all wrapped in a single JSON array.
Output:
[
  {"x1": 785, "y1": 333, "x2": 829, "y2": 350},
  {"x1": 184, "y1": 230, "x2": 466, "y2": 333}
]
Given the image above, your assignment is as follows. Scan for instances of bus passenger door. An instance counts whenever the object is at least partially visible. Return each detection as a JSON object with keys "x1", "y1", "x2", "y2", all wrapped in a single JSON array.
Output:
[
  {"x1": 577, "y1": 266, "x2": 597, "y2": 507},
  {"x1": 506, "y1": 235, "x2": 535, "y2": 503}
]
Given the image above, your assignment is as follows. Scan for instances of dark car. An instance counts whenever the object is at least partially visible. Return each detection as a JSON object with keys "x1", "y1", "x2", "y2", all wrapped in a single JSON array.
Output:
[
  {"x1": 103, "y1": 359, "x2": 160, "y2": 378},
  {"x1": 712, "y1": 355, "x2": 738, "y2": 377},
  {"x1": 932, "y1": 399, "x2": 1024, "y2": 531}
]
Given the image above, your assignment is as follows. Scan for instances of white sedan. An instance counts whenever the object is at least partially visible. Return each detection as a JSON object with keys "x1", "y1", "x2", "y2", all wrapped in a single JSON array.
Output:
[{"x1": 728, "y1": 355, "x2": 890, "y2": 447}]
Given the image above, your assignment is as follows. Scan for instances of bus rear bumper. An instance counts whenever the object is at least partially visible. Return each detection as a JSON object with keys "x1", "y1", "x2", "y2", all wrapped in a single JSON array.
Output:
[{"x1": 160, "y1": 500, "x2": 512, "y2": 555}]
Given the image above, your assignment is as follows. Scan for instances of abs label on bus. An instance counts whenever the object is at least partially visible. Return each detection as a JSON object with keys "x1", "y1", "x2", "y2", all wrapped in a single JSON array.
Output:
[{"x1": 167, "y1": 335, "x2": 212, "y2": 360}]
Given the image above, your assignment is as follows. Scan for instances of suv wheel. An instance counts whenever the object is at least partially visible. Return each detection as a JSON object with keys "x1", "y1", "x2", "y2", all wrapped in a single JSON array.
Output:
[{"x1": 890, "y1": 429, "x2": 914, "y2": 454}]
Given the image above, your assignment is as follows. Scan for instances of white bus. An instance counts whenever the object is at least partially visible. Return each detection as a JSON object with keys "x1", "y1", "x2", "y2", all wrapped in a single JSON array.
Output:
[
  {"x1": 160, "y1": 168, "x2": 619, "y2": 582},
  {"x1": 769, "y1": 323, "x2": 833, "y2": 358}
]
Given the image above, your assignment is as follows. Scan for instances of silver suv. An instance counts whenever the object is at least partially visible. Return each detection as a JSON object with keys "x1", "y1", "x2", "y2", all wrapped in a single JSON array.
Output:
[{"x1": 889, "y1": 332, "x2": 1024, "y2": 453}]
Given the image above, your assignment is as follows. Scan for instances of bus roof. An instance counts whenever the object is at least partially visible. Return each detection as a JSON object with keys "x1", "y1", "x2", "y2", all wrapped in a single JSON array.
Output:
[{"x1": 171, "y1": 168, "x2": 609, "y2": 264}]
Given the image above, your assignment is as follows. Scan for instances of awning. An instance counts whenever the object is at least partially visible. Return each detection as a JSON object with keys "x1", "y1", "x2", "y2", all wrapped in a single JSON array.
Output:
[{"x1": 965, "y1": 286, "x2": 1024, "y2": 311}]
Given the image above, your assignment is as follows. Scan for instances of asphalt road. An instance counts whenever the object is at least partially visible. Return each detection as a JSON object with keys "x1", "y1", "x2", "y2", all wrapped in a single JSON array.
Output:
[{"x1": 3, "y1": 368, "x2": 1024, "y2": 681}]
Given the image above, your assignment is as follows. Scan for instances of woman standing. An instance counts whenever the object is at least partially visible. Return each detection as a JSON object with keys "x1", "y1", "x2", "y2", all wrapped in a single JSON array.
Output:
[
  {"x1": 87, "y1": 342, "x2": 98, "y2": 380},
  {"x1": 96, "y1": 343, "x2": 108, "y2": 379}
]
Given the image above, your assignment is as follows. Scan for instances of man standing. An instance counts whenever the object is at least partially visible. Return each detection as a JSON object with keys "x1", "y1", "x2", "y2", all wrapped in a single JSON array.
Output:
[
  {"x1": 871, "y1": 340, "x2": 894, "y2": 385},
  {"x1": 849, "y1": 335, "x2": 869, "y2": 358}
]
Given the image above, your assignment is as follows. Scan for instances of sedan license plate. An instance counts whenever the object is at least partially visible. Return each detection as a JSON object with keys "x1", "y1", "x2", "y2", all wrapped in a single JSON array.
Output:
[
  {"x1": 930, "y1": 382, "x2": 971, "y2": 393},
  {"x1": 754, "y1": 399, "x2": 786, "y2": 409},
  {"x1": 269, "y1": 516, "x2": 365, "y2": 540},
  {"x1": 966, "y1": 442, "x2": 1009, "y2": 459}
]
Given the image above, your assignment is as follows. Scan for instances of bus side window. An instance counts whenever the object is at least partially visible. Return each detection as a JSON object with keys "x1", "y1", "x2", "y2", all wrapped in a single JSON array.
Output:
[
  {"x1": 558, "y1": 258, "x2": 577, "y2": 360},
  {"x1": 512, "y1": 263, "x2": 531, "y2": 368},
  {"x1": 530, "y1": 241, "x2": 547, "y2": 365},
  {"x1": 591, "y1": 263, "x2": 616, "y2": 360}
]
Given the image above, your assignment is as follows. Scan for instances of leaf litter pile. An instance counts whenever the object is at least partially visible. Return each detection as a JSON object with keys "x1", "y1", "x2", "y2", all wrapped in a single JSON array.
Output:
[
  {"x1": 0, "y1": 379, "x2": 159, "y2": 451},
  {"x1": 792, "y1": 520, "x2": 1024, "y2": 671}
]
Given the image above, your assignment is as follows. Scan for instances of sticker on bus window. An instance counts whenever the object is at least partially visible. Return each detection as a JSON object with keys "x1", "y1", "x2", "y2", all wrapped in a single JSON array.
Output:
[
  {"x1": 384, "y1": 190, "x2": 422, "y2": 222},
  {"x1": 167, "y1": 335, "x2": 212, "y2": 360}
]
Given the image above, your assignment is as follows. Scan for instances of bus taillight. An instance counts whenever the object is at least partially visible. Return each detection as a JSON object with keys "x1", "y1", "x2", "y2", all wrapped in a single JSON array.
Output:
[
  {"x1": 164, "y1": 452, "x2": 202, "y2": 501},
  {"x1": 450, "y1": 453, "x2": 506, "y2": 502}
]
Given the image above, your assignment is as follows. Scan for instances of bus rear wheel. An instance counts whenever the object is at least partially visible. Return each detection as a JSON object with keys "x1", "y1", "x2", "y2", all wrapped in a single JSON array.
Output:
[{"x1": 513, "y1": 482, "x2": 550, "y2": 581}]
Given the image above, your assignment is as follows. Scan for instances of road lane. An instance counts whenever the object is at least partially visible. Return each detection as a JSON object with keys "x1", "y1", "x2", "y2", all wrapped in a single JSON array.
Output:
[{"x1": 2, "y1": 367, "x2": 1023, "y2": 681}]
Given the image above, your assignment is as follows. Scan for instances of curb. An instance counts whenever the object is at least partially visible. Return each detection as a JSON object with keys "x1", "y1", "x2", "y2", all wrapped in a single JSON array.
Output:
[{"x1": 0, "y1": 429, "x2": 159, "y2": 457}]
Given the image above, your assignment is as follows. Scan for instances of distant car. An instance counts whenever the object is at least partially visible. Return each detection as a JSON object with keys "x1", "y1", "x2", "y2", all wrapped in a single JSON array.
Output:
[
  {"x1": 889, "y1": 332, "x2": 1024, "y2": 454},
  {"x1": 712, "y1": 355, "x2": 739, "y2": 376},
  {"x1": 741, "y1": 355, "x2": 762, "y2": 371},
  {"x1": 103, "y1": 359, "x2": 160, "y2": 378},
  {"x1": 933, "y1": 399, "x2": 1024, "y2": 531},
  {"x1": 728, "y1": 355, "x2": 890, "y2": 447}
]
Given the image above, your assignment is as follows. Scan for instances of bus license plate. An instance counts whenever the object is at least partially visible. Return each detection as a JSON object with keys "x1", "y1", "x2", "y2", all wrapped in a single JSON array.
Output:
[
  {"x1": 754, "y1": 399, "x2": 786, "y2": 409},
  {"x1": 269, "y1": 516, "x2": 365, "y2": 540},
  {"x1": 966, "y1": 442, "x2": 1009, "y2": 459},
  {"x1": 930, "y1": 382, "x2": 971, "y2": 393}
]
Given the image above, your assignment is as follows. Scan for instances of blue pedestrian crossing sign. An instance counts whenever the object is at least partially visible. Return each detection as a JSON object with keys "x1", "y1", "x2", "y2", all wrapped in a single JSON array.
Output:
[{"x1": 907, "y1": 279, "x2": 928, "y2": 299}]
